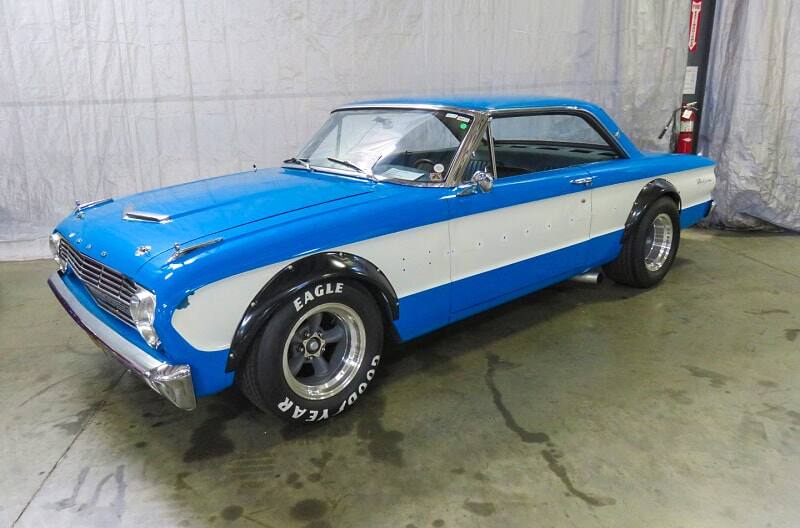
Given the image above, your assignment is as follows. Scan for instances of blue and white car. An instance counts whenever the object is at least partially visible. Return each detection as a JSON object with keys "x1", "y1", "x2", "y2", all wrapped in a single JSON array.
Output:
[{"x1": 48, "y1": 96, "x2": 716, "y2": 422}]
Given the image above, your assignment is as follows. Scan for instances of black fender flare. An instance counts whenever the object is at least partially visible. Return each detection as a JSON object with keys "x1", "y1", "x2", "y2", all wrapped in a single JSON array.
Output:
[
  {"x1": 622, "y1": 178, "x2": 681, "y2": 241},
  {"x1": 225, "y1": 252, "x2": 399, "y2": 372}
]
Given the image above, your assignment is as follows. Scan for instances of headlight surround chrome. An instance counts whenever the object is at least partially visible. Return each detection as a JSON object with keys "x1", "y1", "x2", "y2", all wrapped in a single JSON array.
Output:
[
  {"x1": 130, "y1": 287, "x2": 160, "y2": 348},
  {"x1": 49, "y1": 232, "x2": 67, "y2": 272}
]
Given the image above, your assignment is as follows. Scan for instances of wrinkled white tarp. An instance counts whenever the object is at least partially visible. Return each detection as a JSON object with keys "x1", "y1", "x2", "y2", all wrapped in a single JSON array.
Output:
[
  {"x1": 699, "y1": 0, "x2": 800, "y2": 231},
  {"x1": 0, "y1": 1, "x2": 689, "y2": 260}
]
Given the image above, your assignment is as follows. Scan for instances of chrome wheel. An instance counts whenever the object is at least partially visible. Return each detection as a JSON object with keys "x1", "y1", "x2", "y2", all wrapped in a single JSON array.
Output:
[
  {"x1": 282, "y1": 303, "x2": 366, "y2": 400},
  {"x1": 643, "y1": 213, "x2": 674, "y2": 272}
]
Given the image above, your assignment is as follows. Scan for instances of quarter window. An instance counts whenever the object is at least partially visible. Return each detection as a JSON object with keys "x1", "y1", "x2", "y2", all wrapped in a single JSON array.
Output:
[{"x1": 490, "y1": 113, "x2": 620, "y2": 178}]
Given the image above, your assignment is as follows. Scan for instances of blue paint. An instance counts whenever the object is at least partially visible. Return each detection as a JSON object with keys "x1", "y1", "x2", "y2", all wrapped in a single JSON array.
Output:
[
  {"x1": 50, "y1": 96, "x2": 717, "y2": 403},
  {"x1": 586, "y1": 153, "x2": 715, "y2": 190},
  {"x1": 60, "y1": 271, "x2": 232, "y2": 396},
  {"x1": 392, "y1": 284, "x2": 451, "y2": 340},
  {"x1": 447, "y1": 164, "x2": 593, "y2": 312},
  {"x1": 680, "y1": 200, "x2": 714, "y2": 228}
]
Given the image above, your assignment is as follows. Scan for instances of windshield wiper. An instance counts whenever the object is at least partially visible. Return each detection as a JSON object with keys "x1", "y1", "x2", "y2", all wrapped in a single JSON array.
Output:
[
  {"x1": 326, "y1": 157, "x2": 376, "y2": 181},
  {"x1": 326, "y1": 157, "x2": 365, "y2": 173},
  {"x1": 283, "y1": 157, "x2": 311, "y2": 170}
]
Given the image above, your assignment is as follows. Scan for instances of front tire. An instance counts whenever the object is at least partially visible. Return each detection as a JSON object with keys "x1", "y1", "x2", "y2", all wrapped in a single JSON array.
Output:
[
  {"x1": 604, "y1": 196, "x2": 680, "y2": 288},
  {"x1": 238, "y1": 280, "x2": 383, "y2": 422}
]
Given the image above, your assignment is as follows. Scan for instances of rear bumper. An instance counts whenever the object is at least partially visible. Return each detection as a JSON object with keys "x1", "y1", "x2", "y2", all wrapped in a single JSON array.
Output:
[{"x1": 48, "y1": 272, "x2": 197, "y2": 410}]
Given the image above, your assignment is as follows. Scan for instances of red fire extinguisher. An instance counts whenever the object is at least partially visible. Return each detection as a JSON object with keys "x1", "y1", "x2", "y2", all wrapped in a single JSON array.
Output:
[{"x1": 659, "y1": 101, "x2": 698, "y2": 154}]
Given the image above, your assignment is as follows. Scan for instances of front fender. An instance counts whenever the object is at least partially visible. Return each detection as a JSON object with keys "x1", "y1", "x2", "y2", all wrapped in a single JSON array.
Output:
[{"x1": 226, "y1": 252, "x2": 398, "y2": 372}]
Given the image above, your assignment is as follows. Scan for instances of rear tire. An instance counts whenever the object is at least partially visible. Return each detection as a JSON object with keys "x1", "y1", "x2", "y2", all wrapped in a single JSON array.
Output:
[
  {"x1": 603, "y1": 196, "x2": 680, "y2": 288},
  {"x1": 238, "y1": 280, "x2": 383, "y2": 423}
]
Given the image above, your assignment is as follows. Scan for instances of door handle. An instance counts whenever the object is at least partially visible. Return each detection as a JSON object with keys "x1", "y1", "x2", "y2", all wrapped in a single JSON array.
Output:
[{"x1": 570, "y1": 176, "x2": 594, "y2": 186}]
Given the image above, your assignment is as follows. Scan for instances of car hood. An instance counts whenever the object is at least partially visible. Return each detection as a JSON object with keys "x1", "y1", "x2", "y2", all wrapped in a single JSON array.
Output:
[{"x1": 55, "y1": 167, "x2": 374, "y2": 273}]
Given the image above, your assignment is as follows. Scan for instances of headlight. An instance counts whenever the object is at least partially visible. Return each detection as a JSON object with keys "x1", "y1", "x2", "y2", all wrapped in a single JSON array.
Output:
[
  {"x1": 49, "y1": 232, "x2": 67, "y2": 272},
  {"x1": 130, "y1": 288, "x2": 160, "y2": 348}
]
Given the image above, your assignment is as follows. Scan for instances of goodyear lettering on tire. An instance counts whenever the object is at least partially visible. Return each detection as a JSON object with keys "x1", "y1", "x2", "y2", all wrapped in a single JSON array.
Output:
[{"x1": 276, "y1": 354, "x2": 381, "y2": 421}]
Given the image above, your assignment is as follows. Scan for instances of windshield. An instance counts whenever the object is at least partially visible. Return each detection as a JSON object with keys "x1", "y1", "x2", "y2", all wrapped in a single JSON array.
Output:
[{"x1": 294, "y1": 109, "x2": 473, "y2": 184}]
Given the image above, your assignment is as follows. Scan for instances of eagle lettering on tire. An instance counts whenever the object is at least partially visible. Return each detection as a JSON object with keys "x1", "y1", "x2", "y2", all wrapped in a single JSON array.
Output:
[{"x1": 238, "y1": 280, "x2": 384, "y2": 422}]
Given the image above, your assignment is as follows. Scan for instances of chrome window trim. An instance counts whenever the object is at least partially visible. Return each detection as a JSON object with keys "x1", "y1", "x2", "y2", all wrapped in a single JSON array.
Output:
[
  {"x1": 488, "y1": 120, "x2": 498, "y2": 180},
  {"x1": 333, "y1": 102, "x2": 482, "y2": 117},
  {"x1": 486, "y1": 107, "x2": 631, "y2": 160},
  {"x1": 304, "y1": 103, "x2": 627, "y2": 188},
  {"x1": 320, "y1": 104, "x2": 488, "y2": 188},
  {"x1": 450, "y1": 106, "x2": 630, "y2": 186}
]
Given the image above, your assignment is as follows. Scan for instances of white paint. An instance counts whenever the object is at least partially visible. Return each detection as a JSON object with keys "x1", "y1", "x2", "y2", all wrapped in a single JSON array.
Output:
[
  {"x1": 171, "y1": 166, "x2": 715, "y2": 351},
  {"x1": 590, "y1": 166, "x2": 716, "y2": 238},
  {"x1": 450, "y1": 189, "x2": 591, "y2": 282}
]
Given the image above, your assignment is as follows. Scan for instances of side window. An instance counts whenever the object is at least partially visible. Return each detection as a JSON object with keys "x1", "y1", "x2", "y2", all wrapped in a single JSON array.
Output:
[{"x1": 490, "y1": 113, "x2": 620, "y2": 178}]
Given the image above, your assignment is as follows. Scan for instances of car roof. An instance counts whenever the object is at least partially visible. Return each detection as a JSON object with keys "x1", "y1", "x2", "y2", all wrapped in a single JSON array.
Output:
[{"x1": 341, "y1": 95, "x2": 595, "y2": 113}]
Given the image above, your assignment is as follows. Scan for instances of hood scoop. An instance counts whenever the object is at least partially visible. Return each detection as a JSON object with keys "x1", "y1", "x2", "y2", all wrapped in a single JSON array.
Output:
[{"x1": 123, "y1": 210, "x2": 172, "y2": 224}]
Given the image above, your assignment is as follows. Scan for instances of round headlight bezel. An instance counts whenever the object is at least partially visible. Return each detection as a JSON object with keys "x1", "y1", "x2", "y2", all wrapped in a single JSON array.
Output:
[{"x1": 130, "y1": 287, "x2": 160, "y2": 348}]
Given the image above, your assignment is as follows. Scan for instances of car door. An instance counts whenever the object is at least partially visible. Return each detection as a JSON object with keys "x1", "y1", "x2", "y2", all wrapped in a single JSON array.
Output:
[{"x1": 448, "y1": 112, "x2": 615, "y2": 317}]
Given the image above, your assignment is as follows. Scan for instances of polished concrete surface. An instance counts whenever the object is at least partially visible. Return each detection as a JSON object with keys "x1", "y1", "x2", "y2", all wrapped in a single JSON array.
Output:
[{"x1": 2, "y1": 229, "x2": 799, "y2": 527}]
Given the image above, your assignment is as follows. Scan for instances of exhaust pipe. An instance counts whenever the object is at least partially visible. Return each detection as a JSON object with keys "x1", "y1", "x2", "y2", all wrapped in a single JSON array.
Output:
[{"x1": 569, "y1": 270, "x2": 604, "y2": 285}]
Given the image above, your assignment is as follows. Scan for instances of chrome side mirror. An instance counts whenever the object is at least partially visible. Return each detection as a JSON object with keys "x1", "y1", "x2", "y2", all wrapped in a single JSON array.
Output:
[
  {"x1": 458, "y1": 170, "x2": 494, "y2": 196},
  {"x1": 472, "y1": 171, "x2": 494, "y2": 193}
]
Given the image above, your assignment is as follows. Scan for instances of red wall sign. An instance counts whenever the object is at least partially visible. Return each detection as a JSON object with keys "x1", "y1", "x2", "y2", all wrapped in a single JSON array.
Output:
[{"x1": 688, "y1": 0, "x2": 703, "y2": 52}]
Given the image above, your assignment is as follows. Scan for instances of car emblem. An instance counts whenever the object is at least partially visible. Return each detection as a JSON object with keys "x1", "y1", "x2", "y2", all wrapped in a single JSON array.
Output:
[
  {"x1": 100, "y1": 250, "x2": 108, "y2": 257},
  {"x1": 135, "y1": 245, "x2": 151, "y2": 256}
]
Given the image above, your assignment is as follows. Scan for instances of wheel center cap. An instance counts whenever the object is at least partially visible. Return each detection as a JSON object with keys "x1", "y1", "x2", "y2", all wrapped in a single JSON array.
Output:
[{"x1": 302, "y1": 334, "x2": 325, "y2": 358}]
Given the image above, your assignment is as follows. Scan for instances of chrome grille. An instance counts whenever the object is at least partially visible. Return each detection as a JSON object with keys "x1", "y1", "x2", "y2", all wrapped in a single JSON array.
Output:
[{"x1": 59, "y1": 240, "x2": 137, "y2": 326}]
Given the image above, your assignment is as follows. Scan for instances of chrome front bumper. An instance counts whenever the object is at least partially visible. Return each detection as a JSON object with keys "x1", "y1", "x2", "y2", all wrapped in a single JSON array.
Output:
[{"x1": 48, "y1": 272, "x2": 196, "y2": 410}]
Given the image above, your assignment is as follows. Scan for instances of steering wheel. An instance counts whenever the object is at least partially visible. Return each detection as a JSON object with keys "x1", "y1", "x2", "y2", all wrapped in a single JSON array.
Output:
[{"x1": 413, "y1": 158, "x2": 437, "y2": 171}]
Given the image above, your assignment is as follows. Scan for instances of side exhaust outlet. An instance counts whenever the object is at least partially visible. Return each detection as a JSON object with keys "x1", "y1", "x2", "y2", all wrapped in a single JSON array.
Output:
[{"x1": 569, "y1": 270, "x2": 604, "y2": 285}]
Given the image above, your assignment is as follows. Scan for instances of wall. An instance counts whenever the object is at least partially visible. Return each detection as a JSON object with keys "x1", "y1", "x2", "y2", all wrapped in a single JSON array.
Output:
[{"x1": 0, "y1": 0, "x2": 689, "y2": 259}]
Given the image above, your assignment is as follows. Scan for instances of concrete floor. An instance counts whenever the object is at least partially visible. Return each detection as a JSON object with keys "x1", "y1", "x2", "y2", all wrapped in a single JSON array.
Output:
[{"x1": 2, "y1": 229, "x2": 800, "y2": 528}]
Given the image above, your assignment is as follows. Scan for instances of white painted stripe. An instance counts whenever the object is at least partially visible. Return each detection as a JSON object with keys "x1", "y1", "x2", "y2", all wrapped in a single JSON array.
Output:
[
  {"x1": 172, "y1": 166, "x2": 715, "y2": 351},
  {"x1": 450, "y1": 189, "x2": 591, "y2": 284},
  {"x1": 590, "y1": 166, "x2": 715, "y2": 238}
]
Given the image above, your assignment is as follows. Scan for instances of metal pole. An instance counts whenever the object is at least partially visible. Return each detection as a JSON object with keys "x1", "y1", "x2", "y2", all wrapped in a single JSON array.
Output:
[{"x1": 681, "y1": 0, "x2": 717, "y2": 154}]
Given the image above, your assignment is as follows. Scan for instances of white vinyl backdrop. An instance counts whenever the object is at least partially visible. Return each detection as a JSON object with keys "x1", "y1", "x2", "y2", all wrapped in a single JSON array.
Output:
[
  {"x1": 0, "y1": 1, "x2": 690, "y2": 260},
  {"x1": 699, "y1": 0, "x2": 800, "y2": 232}
]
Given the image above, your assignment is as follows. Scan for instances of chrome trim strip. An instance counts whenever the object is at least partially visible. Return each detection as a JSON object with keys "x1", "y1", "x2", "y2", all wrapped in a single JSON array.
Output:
[
  {"x1": 48, "y1": 272, "x2": 196, "y2": 411},
  {"x1": 448, "y1": 111, "x2": 491, "y2": 187},
  {"x1": 488, "y1": 119, "x2": 498, "y2": 179},
  {"x1": 74, "y1": 198, "x2": 113, "y2": 218},
  {"x1": 333, "y1": 102, "x2": 481, "y2": 117},
  {"x1": 122, "y1": 210, "x2": 172, "y2": 223},
  {"x1": 168, "y1": 237, "x2": 224, "y2": 263}
]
